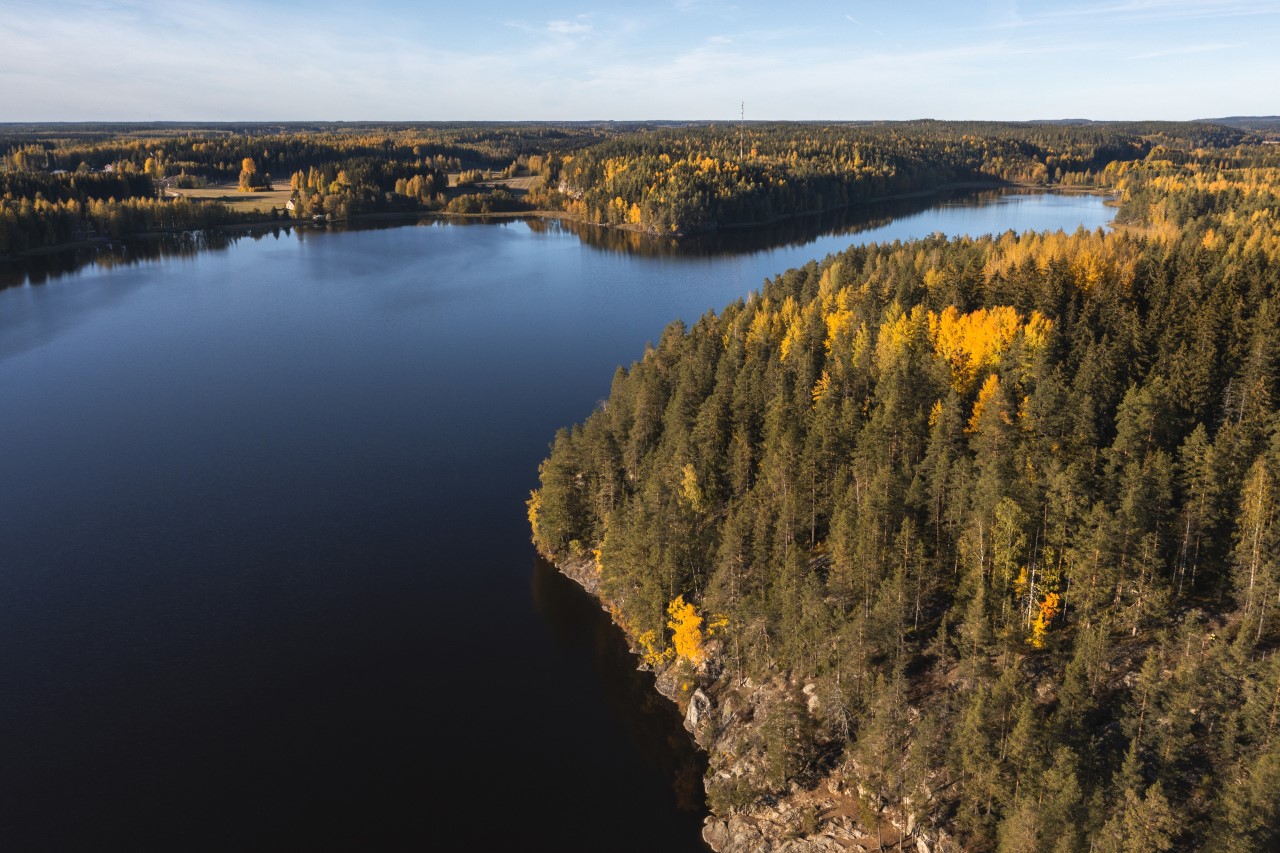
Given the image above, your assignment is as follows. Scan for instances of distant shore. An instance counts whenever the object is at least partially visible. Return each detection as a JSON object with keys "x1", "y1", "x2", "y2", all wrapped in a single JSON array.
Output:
[{"x1": 0, "y1": 180, "x2": 1112, "y2": 266}]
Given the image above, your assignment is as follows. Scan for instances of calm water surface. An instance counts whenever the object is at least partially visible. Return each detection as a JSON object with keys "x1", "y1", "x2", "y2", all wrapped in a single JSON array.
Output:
[{"x1": 0, "y1": 192, "x2": 1113, "y2": 850}]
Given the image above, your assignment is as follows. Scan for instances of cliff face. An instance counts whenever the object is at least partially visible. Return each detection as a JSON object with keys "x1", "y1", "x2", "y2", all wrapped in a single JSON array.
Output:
[{"x1": 552, "y1": 553, "x2": 958, "y2": 853}]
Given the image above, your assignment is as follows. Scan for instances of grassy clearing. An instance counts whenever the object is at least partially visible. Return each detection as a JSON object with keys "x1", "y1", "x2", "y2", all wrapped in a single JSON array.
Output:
[{"x1": 168, "y1": 183, "x2": 293, "y2": 213}]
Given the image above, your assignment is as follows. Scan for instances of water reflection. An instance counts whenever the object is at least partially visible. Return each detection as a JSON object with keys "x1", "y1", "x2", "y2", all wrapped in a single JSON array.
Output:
[
  {"x1": 533, "y1": 187, "x2": 1015, "y2": 258},
  {"x1": 0, "y1": 185, "x2": 1060, "y2": 287},
  {"x1": 0, "y1": 228, "x2": 288, "y2": 290},
  {"x1": 530, "y1": 558, "x2": 709, "y2": 817}
]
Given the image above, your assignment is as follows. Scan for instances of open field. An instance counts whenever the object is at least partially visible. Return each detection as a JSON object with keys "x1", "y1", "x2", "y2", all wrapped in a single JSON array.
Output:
[
  {"x1": 448, "y1": 172, "x2": 539, "y2": 191},
  {"x1": 166, "y1": 182, "x2": 294, "y2": 212},
  {"x1": 477, "y1": 175, "x2": 539, "y2": 193}
]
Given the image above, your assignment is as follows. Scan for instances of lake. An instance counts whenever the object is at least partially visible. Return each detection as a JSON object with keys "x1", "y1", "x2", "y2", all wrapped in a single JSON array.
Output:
[{"x1": 0, "y1": 191, "x2": 1114, "y2": 851}]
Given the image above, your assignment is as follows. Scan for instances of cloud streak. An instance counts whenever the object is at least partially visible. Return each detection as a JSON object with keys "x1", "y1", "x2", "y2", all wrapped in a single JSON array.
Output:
[{"x1": 546, "y1": 19, "x2": 593, "y2": 36}]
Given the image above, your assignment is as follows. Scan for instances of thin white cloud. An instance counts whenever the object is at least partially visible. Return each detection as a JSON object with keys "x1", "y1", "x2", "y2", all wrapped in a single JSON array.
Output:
[
  {"x1": 993, "y1": 0, "x2": 1278, "y2": 27},
  {"x1": 546, "y1": 19, "x2": 593, "y2": 36},
  {"x1": 844, "y1": 13, "x2": 887, "y2": 37}
]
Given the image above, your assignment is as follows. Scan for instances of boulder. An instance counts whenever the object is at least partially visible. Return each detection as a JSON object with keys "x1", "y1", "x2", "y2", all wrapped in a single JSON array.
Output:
[
  {"x1": 703, "y1": 815, "x2": 770, "y2": 852},
  {"x1": 686, "y1": 687, "x2": 712, "y2": 732}
]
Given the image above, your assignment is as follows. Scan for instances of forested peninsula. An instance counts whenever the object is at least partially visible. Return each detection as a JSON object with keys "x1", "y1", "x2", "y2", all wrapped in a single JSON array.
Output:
[
  {"x1": 0, "y1": 120, "x2": 1249, "y2": 260},
  {"x1": 530, "y1": 136, "x2": 1280, "y2": 850}
]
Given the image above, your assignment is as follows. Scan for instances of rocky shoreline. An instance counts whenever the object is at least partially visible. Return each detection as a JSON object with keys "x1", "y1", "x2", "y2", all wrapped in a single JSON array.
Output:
[{"x1": 551, "y1": 554, "x2": 958, "y2": 853}]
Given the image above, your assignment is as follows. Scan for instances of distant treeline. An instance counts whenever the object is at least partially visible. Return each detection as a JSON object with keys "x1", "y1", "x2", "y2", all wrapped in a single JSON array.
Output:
[
  {"x1": 553, "y1": 121, "x2": 1243, "y2": 234},
  {"x1": 0, "y1": 120, "x2": 1264, "y2": 256},
  {"x1": 0, "y1": 124, "x2": 597, "y2": 254}
]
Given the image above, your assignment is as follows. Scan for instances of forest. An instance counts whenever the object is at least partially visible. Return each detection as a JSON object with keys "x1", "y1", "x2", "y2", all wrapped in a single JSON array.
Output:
[
  {"x1": 553, "y1": 120, "x2": 1239, "y2": 234},
  {"x1": 0, "y1": 120, "x2": 1254, "y2": 257},
  {"x1": 530, "y1": 140, "x2": 1280, "y2": 850},
  {"x1": 0, "y1": 122, "x2": 604, "y2": 256}
]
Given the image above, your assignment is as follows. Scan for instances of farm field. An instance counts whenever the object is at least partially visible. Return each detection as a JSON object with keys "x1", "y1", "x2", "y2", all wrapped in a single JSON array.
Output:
[{"x1": 168, "y1": 182, "x2": 293, "y2": 213}]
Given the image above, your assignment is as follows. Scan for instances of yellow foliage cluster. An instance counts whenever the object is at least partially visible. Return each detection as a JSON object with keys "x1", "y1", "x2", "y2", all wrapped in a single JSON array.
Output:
[
  {"x1": 930, "y1": 305, "x2": 1023, "y2": 390},
  {"x1": 667, "y1": 595, "x2": 706, "y2": 665},
  {"x1": 874, "y1": 302, "x2": 1051, "y2": 388},
  {"x1": 777, "y1": 297, "x2": 803, "y2": 362},
  {"x1": 875, "y1": 304, "x2": 930, "y2": 373},
  {"x1": 1023, "y1": 311, "x2": 1053, "y2": 354},
  {"x1": 817, "y1": 261, "x2": 843, "y2": 297},
  {"x1": 1030, "y1": 592, "x2": 1061, "y2": 649},
  {"x1": 928, "y1": 399, "x2": 945, "y2": 428},
  {"x1": 824, "y1": 307, "x2": 856, "y2": 356},
  {"x1": 811, "y1": 370, "x2": 832, "y2": 404},
  {"x1": 745, "y1": 297, "x2": 781, "y2": 349},
  {"x1": 679, "y1": 463, "x2": 706, "y2": 514},
  {"x1": 525, "y1": 490, "x2": 542, "y2": 545},
  {"x1": 745, "y1": 295, "x2": 807, "y2": 357},
  {"x1": 981, "y1": 229, "x2": 1140, "y2": 292},
  {"x1": 603, "y1": 157, "x2": 629, "y2": 182},
  {"x1": 632, "y1": 595, "x2": 714, "y2": 668},
  {"x1": 638, "y1": 629, "x2": 676, "y2": 667},
  {"x1": 967, "y1": 373, "x2": 1006, "y2": 434}
]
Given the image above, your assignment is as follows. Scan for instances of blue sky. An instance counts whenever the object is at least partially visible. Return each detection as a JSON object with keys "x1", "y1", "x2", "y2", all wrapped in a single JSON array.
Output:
[{"x1": 2, "y1": 0, "x2": 1276, "y2": 121}]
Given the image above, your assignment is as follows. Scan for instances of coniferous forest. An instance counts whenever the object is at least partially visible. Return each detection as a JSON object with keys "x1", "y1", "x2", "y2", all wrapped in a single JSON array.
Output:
[{"x1": 531, "y1": 138, "x2": 1280, "y2": 850}]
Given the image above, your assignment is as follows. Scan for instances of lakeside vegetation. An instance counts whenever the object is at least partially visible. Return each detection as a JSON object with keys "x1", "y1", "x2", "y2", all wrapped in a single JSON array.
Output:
[
  {"x1": 1, "y1": 120, "x2": 1262, "y2": 258},
  {"x1": 530, "y1": 140, "x2": 1280, "y2": 850}
]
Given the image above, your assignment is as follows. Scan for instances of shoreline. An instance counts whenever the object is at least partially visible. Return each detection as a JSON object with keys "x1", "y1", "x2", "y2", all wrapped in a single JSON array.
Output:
[
  {"x1": 0, "y1": 180, "x2": 1112, "y2": 266},
  {"x1": 546, "y1": 550, "x2": 958, "y2": 853}
]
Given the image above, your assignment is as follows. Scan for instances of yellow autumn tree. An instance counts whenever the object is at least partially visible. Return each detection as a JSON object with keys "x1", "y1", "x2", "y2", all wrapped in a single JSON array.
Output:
[
  {"x1": 679, "y1": 463, "x2": 706, "y2": 514},
  {"x1": 667, "y1": 595, "x2": 705, "y2": 665},
  {"x1": 238, "y1": 157, "x2": 270, "y2": 192},
  {"x1": 824, "y1": 302, "x2": 856, "y2": 355},
  {"x1": 1023, "y1": 310, "x2": 1053, "y2": 353},
  {"x1": 875, "y1": 303, "x2": 929, "y2": 373},
  {"x1": 525, "y1": 490, "x2": 542, "y2": 545},
  {"x1": 637, "y1": 628, "x2": 675, "y2": 667},
  {"x1": 777, "y1": 296, "x2": 802, "y2": 362},
  {"x1": 967, "y1": 373, "x2": 1005, "y2": 434},
  {"x1": 1030, "y1": 592, "x2": 1061, "y2": 648},
  {"x1": 930, "y1": 305, "x2": 1023, "y2": 391},
  {"x1": 811, "y1": 370, "x2": 832, "y2": 404}
]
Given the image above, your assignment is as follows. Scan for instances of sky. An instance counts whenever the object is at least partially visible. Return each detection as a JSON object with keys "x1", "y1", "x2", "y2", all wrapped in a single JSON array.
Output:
[{"x1": 2, "y1": 0, "x2": 1277, "y2": 122}]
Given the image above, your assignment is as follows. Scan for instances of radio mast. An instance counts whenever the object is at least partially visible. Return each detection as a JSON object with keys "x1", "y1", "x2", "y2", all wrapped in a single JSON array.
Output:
[{"x1": 739, "y1": 102, "x2": 745, "y2": 160}]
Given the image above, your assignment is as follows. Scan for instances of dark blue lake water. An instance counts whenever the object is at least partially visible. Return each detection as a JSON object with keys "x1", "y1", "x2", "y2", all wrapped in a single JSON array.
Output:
[{"x1": 0, "y1": 191, "x2": 1113, "y2": 850}]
